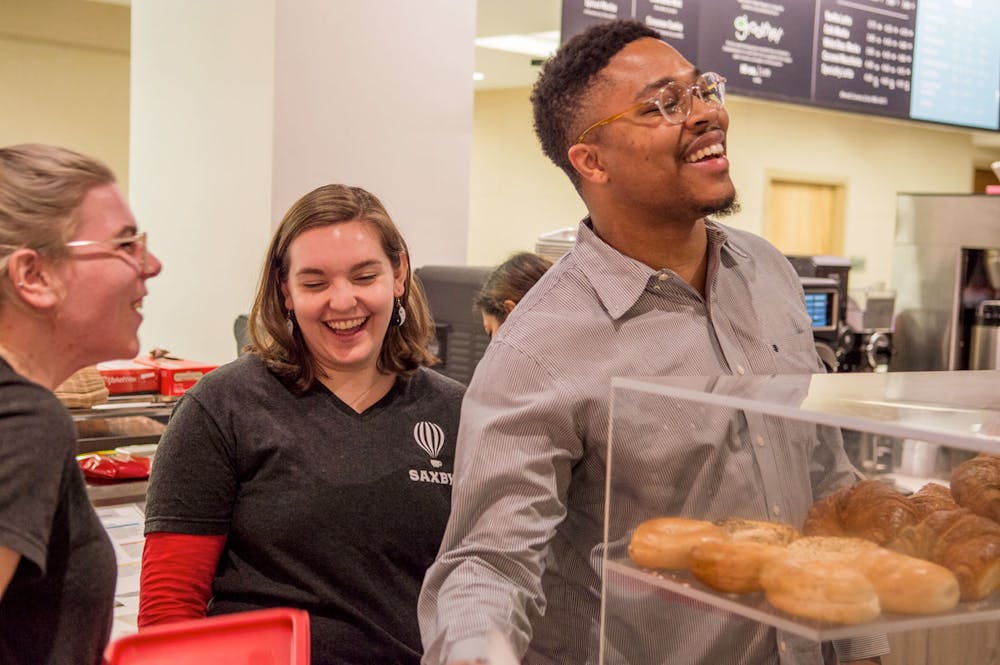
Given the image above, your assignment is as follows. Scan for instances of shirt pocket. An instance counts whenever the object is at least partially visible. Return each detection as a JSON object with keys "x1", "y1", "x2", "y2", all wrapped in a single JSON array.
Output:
[{"x1": 772, "y1": 308, "x2": 822, "y2": 374}]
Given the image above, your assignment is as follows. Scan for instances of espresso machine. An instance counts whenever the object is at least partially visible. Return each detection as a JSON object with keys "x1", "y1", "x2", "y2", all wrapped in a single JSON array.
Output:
[
  {"x1": 787, "y1": 255, "x2": 893, "y2": 373},
  {"x1": 891, "y1": 194, "x2": 1000, "y2": 371}
]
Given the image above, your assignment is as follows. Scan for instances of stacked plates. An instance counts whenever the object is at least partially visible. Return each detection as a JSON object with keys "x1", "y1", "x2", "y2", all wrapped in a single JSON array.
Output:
[{"x1": 534, "y1": 227, "x2": 577, "y2": 262}]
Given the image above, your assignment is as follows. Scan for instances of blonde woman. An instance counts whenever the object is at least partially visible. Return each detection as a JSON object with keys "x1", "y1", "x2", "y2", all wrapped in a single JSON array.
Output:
[{"x1": 0, "y1": 144, "x2": 162, "y2": 663}]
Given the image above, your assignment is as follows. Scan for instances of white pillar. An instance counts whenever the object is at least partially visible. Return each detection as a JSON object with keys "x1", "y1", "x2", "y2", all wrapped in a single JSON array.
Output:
[{"x1": 130, "y1": 0, "x2": 474, "y2": 365}]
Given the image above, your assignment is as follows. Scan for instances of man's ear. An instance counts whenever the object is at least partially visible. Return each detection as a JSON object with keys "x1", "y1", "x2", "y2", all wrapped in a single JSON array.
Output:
[
  {"x1": 567, "y1": 143, "x2": 608, "y2": 185},
  {"x1": 5, "y1": 249, "x2": 61, "y2": 310},
  {"x1": 502, "y1": 299, "x2": 517, "y2": 315}
]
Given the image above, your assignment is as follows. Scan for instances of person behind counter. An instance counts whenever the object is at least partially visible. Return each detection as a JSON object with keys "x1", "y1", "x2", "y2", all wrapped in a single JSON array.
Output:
[
  {"x1": 418, "y1": 20, "x2": 886, "y2": 665},
  {"x1": 0, "y1": 144, "x2": 162, "y2": 664},
  {"x1": 139, "y1": 184, "x2": 466, "y2": 664},
  {"x1": 474, "y1": 252, "x2": 552, "y2": 338}
]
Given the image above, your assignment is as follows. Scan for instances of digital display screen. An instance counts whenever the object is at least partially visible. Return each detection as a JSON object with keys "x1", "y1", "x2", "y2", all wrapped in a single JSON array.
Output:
[
  {"x1": 561, "y1": 0, "x2": 1000, "y2": 132},
  {"x1": 804, "y1": 291, "x2": 835, "y2": 329}
]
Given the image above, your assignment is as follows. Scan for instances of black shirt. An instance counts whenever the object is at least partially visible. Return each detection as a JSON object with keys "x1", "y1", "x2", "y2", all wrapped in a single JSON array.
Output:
[
  {"x1": 145, "y1": 355, "x2": 465, "y2": 664},
  {"x1": 0, "y1": 358, "x2": 116, "y2": 665}
]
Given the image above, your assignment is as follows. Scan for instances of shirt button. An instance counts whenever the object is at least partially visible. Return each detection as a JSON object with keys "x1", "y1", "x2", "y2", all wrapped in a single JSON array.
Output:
[
  {"x1": 772, "y1": 505, "x2": 782, "y2": 516},
  {"x1": 657, "y1": 273, "x2": 670, "y2": 281},
  {"x1": 779, "y1": 641, "x2": 787, "y2": 653},
  {"x1": 736, "y1": 365, "x2": 746, "y2": 375},
  {"x1": 755, "y1": 435, "x2": 765, "y2": 447}
]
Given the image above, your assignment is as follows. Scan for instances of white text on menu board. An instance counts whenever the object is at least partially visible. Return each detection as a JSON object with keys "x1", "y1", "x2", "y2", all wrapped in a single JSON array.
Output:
[{"x1": 863, "y1": 17, "x2": 913, "y2": 92}]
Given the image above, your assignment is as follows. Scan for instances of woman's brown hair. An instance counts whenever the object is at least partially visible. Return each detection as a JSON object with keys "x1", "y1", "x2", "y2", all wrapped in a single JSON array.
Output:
[
  {"x1": 247, "y1": 184, "x2": 437, "y2": 392},
  {"x1": 474, "y1": 251, "x2": 553, "y2": 321}
]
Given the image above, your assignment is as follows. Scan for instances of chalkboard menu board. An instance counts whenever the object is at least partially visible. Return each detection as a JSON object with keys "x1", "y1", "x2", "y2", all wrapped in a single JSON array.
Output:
[{"x1": 561, "y1": 0, "x2": 1000, "y2": 131}]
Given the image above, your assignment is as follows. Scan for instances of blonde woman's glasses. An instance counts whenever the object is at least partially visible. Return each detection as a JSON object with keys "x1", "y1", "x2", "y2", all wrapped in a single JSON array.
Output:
[{"x1": 66, "y1": 231, "x2": 149, "y2": 272}]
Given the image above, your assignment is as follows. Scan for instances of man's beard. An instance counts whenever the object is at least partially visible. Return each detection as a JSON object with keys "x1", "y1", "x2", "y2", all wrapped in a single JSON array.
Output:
[{"x1": 700, "y1": 193, "x2": 740, "y2": 219}]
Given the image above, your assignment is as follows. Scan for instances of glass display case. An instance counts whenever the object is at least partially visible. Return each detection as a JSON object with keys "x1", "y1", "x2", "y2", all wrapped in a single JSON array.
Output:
[{"x1": 600, "y1": 370, "x2": 1000, "y2": 663}]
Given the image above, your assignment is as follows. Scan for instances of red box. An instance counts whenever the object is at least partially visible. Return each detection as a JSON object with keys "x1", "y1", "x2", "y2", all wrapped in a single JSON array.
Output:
[
  {"x1": 96, "y1": 360, "x2": 160, "y2": 395},
  {"x1": 134, "y1": 355, "x2": 218, "y2": 397}
]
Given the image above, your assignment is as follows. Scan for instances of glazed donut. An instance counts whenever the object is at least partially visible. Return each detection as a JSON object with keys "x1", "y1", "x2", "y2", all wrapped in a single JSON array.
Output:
[
  {"x1": 628, "y1": 517, "x2": 728, "y2": 570},
  {"x1": 854, "y1": 547, "x2": 960, "y2": 614},
  {"x1": 715, "y1": 517, "x2": 800, "y2": 546},
  {"x1": 785, "y1": 536, "x2": 880, "y2": 564},
  {"x1": 689, "y1": 540, "x2": 788, "y2": 593},
  {"x1": 760, "y1": 557, "x2": 881, "y2": 625}
]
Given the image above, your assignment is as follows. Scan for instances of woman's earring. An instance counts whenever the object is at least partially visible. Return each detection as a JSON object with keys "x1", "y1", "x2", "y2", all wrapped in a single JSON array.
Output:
[
  {"x1": 391, "y1": 298, "x2": 406, "y2": 327},
  {"x1": 286, "y1": 310, "x2": 295, "y2": 335}
]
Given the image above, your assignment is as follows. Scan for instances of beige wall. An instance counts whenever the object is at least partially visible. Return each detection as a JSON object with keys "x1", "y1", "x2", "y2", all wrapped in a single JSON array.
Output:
[
  {"x1": 0, "y1": 0, "x2": 130, "y2": 192},
  {"x1": 131, "y1": 0, "x2": 474, "y2": 365},
  {"x1": 467, "y1": 89, "x2": 586, "y2": 266},
  {"x1": 468, "y1": 87, "x2": 989, "y2": 292}
]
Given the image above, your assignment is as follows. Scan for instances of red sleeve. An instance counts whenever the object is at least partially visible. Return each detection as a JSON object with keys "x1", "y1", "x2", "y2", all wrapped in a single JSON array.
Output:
[{"x1": 138, "y1": 532, "x2": 227, "y2": 629}]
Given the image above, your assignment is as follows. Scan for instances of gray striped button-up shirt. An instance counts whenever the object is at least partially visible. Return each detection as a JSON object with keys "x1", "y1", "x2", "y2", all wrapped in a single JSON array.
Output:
[{"x1": 419, "y1": 219, "x2": 888, "y2": 664}]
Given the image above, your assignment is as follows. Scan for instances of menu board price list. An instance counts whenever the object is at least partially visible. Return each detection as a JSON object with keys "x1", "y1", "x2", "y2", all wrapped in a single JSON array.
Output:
[
  {"x1": 560, "y1": 0, "x2": 1000, "y2": 131},
  {"x1": 813, "y1": 0, "x2": 916, "y2": 116},
  {"x1": 861, "y1": 17, "x2": 913, "y2": 93}
]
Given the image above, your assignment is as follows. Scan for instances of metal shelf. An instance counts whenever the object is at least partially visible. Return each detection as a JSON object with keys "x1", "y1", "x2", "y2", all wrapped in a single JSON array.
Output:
[
  {"x1": 86, "y1": 480, "x2": 149, "y2": 507},
  {"x1": 72, "y1": 396, "x2": 170, "y2": 505}
]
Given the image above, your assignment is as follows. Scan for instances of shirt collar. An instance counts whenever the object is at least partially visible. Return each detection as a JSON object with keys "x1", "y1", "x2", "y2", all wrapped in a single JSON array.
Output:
[{"x1": 572, "y1": 217, "x2": 750, "y2": 320}]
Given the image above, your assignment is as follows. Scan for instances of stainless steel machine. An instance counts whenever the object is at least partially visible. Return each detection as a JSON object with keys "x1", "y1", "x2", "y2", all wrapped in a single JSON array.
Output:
[
  {"x1": 788, "y1": 255, "x2": 893, "y2": 373},
  {"x1": 891, "y1": 194, "x2": 1000, "y2": 371}
]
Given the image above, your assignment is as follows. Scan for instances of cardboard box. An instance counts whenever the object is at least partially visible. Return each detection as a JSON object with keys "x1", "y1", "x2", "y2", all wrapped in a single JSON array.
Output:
[
  {"x1": 134, "y1": 356, "x2": 218, "y2": 396},
  {"x1": 96, "y1": 360, "x2": 160, "y2": 395}
]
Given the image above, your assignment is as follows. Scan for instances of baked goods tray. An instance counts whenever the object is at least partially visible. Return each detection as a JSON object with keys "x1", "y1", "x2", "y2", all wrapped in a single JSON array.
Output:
[{"x1": 605, "y1": 560, "x2": 1000, "y2": 641}]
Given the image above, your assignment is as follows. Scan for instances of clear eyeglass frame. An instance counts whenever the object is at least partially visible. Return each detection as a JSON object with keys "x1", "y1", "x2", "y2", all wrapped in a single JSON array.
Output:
[
  {"x1": 65, "y1": 231, "x2": 149, "y2": 272},
  {"x1": 576, "y1": 72, "x2": 728, "y2": 144}
]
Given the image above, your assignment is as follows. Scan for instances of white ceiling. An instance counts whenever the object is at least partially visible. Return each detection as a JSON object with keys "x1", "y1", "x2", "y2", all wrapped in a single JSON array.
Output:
[{"x1": 474, "y1": 0, "x2": 561, "y2": 90}]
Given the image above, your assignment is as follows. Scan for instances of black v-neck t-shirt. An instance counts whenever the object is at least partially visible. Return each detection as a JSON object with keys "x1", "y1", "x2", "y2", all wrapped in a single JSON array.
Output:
[{"x1": 145, "y1": 354, "x2": 465, "y2": 664}]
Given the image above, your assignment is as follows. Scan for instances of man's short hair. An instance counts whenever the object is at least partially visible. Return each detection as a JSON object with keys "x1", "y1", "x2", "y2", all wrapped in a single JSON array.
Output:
[{"x1": 530, "y1": 20, "x2": 660, "y2": 187}]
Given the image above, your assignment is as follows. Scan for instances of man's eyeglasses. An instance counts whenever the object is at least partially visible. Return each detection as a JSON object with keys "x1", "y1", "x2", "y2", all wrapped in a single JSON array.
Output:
[
  {"x1": 66, "y1": 231, "x2": 149, "y2": 273},
  {"x1": 576, "y1": 72, "x2": 727, "y2": 144}
]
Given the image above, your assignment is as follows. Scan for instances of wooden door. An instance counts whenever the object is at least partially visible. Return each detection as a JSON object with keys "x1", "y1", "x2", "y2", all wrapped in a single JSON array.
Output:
[{"x1": 764, "y1": 179, "x2": 844, "y2": 256}]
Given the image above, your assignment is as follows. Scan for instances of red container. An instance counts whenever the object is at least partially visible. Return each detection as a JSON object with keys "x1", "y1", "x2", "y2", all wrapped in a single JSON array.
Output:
[
  {"x1": 96, "y1": 360, "x2": 159, "y2": 395},
  {"x1": 134, "y1": 356, "x2": 218, "y2": 397},
  {"x1": 103, "y1": 607, "x2": 310, "y2": 665}
]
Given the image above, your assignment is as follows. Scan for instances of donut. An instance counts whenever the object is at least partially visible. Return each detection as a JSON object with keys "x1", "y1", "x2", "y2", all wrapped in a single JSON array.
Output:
[
  {"x1": 689, "y1": 540, "x2": 788, "y2": 593},
  {"x1": 715, "y1": 517, "x2": 801, "y2": 546},
  {"x1": 853, "y1": 547, "x2": 960, "y2": 614},
  {"x1": 760, "y1": 557, "x2": 881, "y2": 624},
  {"x1": 628, "y1": 517, "x2": 729, "y2": 570}
]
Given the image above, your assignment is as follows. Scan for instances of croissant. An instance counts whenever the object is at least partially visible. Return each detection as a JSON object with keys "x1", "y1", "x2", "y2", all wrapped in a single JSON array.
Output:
[
  {"x1": 802, "y1": 485, "x2": 850, "y2": 537},
  {"x1": 950, "y1": 454, "x2": 1000, "y2": 523},
  {"x1": 908, "y1": 482, "x2": 960, "y2": 519},
  {"x1": 804, "y1": 480, "x2": 919, "y2": 546},
  {"x1": 889, "y1": 508, "x2": 1000, "y2": 601}
]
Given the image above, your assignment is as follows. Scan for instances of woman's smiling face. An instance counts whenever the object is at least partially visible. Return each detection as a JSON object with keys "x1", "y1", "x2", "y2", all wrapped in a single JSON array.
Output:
[{"x1": 282, "y1": 219, "x2": 406, "y2": 377}]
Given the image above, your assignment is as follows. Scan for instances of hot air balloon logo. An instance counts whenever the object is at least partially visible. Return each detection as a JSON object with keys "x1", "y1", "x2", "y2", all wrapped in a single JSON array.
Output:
[{"x1": 413, "y1": 421, "x2": 445, "y2": 468}]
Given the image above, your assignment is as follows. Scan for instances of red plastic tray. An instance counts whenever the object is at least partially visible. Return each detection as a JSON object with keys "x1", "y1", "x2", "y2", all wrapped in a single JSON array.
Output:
[{"x1": 104, "y1": 607, "x2": 310, "y2": 665}]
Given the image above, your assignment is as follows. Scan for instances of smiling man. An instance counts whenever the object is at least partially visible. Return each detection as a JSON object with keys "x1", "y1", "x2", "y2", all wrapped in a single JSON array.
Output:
[{"x1": 418, "y1": 20, "x2": 887, "y2": 665}]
